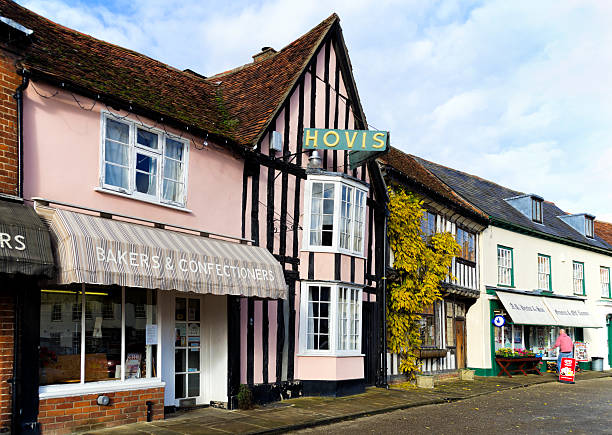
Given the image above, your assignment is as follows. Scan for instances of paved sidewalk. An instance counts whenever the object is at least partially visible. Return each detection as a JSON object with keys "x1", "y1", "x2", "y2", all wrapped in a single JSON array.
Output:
[{"x1": 89, "y1": 371, "x2": 611, "y2": 435}]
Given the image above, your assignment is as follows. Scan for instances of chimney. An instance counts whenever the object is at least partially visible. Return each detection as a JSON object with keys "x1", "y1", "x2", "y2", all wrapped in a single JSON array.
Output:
[{"x1": 252, "y1": 46, "x2": 277, "y2": 63}]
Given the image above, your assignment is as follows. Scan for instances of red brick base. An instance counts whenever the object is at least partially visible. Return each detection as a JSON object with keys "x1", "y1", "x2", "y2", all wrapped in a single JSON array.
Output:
[{"x1": 39, "y1": 386, "x2": 164, "y2": 434}]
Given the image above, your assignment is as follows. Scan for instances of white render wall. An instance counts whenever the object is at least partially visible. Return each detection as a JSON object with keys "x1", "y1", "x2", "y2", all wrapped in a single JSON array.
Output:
[{"x1": 467, "y1": 225, "x2": 612, "y2": 370}]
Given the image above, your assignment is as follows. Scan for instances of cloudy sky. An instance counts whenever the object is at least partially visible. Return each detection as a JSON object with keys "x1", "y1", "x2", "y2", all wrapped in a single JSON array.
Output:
[{"x1": 18, "y1": 0, "x2": 612, "y2": 220}]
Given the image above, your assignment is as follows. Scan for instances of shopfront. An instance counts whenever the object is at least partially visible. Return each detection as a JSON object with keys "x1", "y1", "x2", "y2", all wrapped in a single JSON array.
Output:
[
  {"x1": 491, "y1": 289, "x2": 599, "y2": 372},
  {"x1": 0, "y1": 199, "x2": 55, "y2": 433},
  {"x1": 35, "y1": 201, "x2": 286, "y2": 433}
]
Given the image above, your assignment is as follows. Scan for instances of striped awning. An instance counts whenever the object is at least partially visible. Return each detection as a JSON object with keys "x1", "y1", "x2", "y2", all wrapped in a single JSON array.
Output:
[
  {"x1": 0, "y1": 200, "x2": 54, "y2": 277},
  {"x1": 37, "y1": 206, "x2": 287, "y2": 299}
]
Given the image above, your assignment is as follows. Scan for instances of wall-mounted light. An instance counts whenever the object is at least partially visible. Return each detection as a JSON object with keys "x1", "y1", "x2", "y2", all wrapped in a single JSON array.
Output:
[
  {"x1": 97, "y1": 395, "x2": 110, "y2": 406},
  {"x1": 307, "y1": 150, "x2": 322, "y2": 169}
]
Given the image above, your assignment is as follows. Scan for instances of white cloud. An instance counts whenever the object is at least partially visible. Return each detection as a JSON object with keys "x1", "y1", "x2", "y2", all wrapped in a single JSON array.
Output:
[{"x1": 16, "y1": 0, "x2": 612, "y2": 220}]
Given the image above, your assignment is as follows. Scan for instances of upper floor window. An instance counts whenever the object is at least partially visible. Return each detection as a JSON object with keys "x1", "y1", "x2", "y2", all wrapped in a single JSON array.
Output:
[
  {"x1": 585, "y1": 216, "x2": 594, "y2": 238},
  {"x1": 101, "y1": 115, "x2": 189, "y2": 207},
  {"x1": 601, "y1": 267, "x2": 611, "y2": 298},
  {"x1": 497, "y1": 245, "x2": 514, "y2": 287},
  {"x1": 305, "y1": 175, "x2": 367, "y2": 256},
  {"x1": 532, "y1": 197, "x2": 543, "y2": 223},
  {"x1": 537, "y1": 254, "x2": 551, "y2": 291},
  {"x1": 455, "y1": 227, "x2": 476, "y2": 262},
  {"x1": 420, "y1": 211, "x2": 436, "y2": 239},
  {"x1": 572, "y1": 261, "x2": 584, "y2": 295},
  {"x1": 299, "y1": 282, "x2": 362, "y2": 355}
]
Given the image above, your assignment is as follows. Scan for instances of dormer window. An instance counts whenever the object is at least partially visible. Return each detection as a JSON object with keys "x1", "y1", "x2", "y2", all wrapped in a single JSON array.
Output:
[
  {"x1": 532, "y1": 197, "x2": 543, "y2": 223},
  {"x1": 585, "y1": 216, "x2": 594, "y2": 238}
]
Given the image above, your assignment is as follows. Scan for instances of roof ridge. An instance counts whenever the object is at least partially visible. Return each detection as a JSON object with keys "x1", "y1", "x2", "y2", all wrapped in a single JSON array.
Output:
[{"x1": 412, "y1": 153, "x2": 524, "y2": 197}]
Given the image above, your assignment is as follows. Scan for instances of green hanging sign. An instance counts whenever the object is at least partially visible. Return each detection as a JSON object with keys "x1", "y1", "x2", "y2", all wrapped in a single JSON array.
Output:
[{"x1": 303, "y1": 128, "x2": 388, "y2": 151}]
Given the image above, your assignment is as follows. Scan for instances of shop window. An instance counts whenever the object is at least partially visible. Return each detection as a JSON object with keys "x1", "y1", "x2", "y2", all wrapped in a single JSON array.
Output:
[
  {"x1": 39, "y1": 287, "x2": 158, "y2": 387},
  {"x1": 601, "y1": 267, "x2": 611, "y2": 298},
  {"x1": 573, "y1": 261, "x2": 585, "y2": 295},
  {"x1": 175, "y1": 297, "x2": 200, "y2": 400},
  {"x1": 299, "y1": 283, "x2": 362, "y2": 355},
  {"x1": 537, "y1": 254, "x2": 551, "y2": 291},
  {"x1": 456, "y1": 228, "x2": 476, "y2": 262},
  {"x1": 304, "y1": 175, "x2": 367, "y2": 256},
  {"x1": 497, "y1": 246, "x2": 514, "y2": 287},
  {"x1": 494, "y1": 322, "x2": 525, "y2": 351},
  {"x1": 101, "y1": 115, "x2": 189, "y2": 207}
]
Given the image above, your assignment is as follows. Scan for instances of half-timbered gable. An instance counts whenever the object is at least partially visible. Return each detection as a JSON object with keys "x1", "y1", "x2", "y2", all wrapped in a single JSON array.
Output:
[
  {"x1": 210, "y1": 14, "x2": 386, "y2": 400},
  {"x1": 378, "y1": 147, "x2": 488, "y2": 375}
]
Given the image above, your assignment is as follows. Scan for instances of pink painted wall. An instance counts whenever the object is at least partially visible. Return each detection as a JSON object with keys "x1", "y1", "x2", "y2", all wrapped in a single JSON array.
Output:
[
  {"x1": 296, "y1": 356, "x2": 364, "y2": 381},
  {"x1": 23, "y1": 83, "x2": 245, "y2": 239}
]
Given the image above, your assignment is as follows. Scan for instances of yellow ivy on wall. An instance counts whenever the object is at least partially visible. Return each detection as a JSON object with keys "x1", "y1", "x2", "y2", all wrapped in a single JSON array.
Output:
[{"x1": 386, "y1": 187, "x2": 460, "y2": 376}]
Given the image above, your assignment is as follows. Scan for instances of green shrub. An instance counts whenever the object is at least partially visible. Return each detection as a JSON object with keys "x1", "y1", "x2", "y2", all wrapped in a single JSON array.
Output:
[{"x1": 237, "y1": 384, "x2": 254, "y2": 410}]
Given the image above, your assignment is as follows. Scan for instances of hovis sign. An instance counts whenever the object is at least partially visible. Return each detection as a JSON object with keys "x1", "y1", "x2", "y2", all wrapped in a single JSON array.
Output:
[{"x1": 303, "y1": 128, "x2": 388, "y2": 151}]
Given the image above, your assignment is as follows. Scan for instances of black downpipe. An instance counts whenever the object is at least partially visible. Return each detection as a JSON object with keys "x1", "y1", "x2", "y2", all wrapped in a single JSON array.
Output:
[
  {"x1": 381, "y1": 208, "x2": 389, "y2": 388},
  {"x1": 14, "y1": 72, "x2": 30, "y2": 199},
  {"x1": 11, "y1": 291, "x2": 20, "y2": 434}
]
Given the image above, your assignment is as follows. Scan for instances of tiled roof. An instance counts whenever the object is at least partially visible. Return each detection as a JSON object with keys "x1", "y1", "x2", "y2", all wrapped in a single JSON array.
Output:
[
  {"x1": 378, "y1": 147, "x2": 487, "y2": 220},
  {"x1": 208, "y1": 14, "x2": 338, "y2": 146},
  {"x1": 595, "y1": 220, "x2": 612, "y2": 246},
  {"x1": 414, "y1": 156, "x2": 612, "y2": 251},
  {"x1": 0, "y1": 0, "x2": 336, "y2": 147}
]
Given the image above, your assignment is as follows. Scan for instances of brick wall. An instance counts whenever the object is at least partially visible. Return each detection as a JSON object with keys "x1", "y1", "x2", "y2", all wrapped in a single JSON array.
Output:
[
  {"x1": 38, "y1": 386, "x2": 164, "y2": 435},
  {"x1": 0, "y1": 49, "x2": 20, "y2": 197},
  {"x1": 0, "y1": 291, "x2": 15, "y2": 433}
]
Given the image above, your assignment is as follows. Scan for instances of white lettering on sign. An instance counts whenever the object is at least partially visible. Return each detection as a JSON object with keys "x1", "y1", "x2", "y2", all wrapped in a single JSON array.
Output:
[
  {"x1": 0, "y1": 233, "x2": 26, "y2": 251},
  {"x1": 95, "y1": 246, "x2": 276, "y2": 282},
  {"x1": 508, "y1": 302, "x2": 545, "y2": 313}
]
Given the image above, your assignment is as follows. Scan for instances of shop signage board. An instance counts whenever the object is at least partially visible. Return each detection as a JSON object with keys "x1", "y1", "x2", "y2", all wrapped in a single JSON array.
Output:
[
  {"x1": 574, "y1": 342, "x2": 588, "y2": 362},
  {"x1": 302, "y1": 128, "x2": 390, "y2": 170},
  {"x1": 496, "y1": 291, "x2": 556, "y2": 326},
  {"x1": 559, "y1": 358, "x2": 576, "y2": 383},
  {"x1": 542, "y1": 297, "x2": 599, "y2": 328},
  {"x1": 492, "y1": 315, "x2": 505, "y2": 327}
]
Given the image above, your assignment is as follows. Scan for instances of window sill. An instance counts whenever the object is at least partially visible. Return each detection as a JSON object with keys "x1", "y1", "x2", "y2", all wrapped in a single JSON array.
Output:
[
  {"x1": 297, "y1": 352, "x2": 364, "y2": 358},
  {"x1": 95, "y1": 187, "x2": 192, "y2": 213},
  {"x1": 39, "y1": 378, "x2": 165, "y2": 399},
  {"x1": 497, "y1": 284, "x2": 514, "y2": 289},
  {"x1": 301, "y1": 246, "x2": 366, "y2": 260}
]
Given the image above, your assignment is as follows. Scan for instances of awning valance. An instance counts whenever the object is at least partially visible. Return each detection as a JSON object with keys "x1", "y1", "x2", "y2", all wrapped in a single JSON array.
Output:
[
  {"x1": 496, "y1": 291, "x2": 556, "y2": 326},
  {"x1": 0, "y1": 200, "x2": 54, "y2": 277},
  {"x1": 496, "y1": 290, "x2": 599, "y2": 328},
  {"x1": 37, "y1": 206, "x2": 287, "y2": 299}
]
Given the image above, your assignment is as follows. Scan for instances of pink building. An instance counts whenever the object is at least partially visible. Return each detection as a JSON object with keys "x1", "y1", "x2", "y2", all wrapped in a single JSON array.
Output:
[{"x1": 0, "y1": 1, "x2": 387, "y2": 433}]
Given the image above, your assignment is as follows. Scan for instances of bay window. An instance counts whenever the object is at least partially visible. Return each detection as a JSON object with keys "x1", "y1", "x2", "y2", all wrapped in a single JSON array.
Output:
[
  {"x1": 305, "y1": 175, "x2": 368, "y2": 256},
  {"x1": 101, "y1": 114, "x2": 189, "y2": 206},
  {"x1": 40, "y1": 286, "x2": 158, "y2": 387},
  {"x1": 300, "y1": 282, "x2": 362, "y2": 355}
]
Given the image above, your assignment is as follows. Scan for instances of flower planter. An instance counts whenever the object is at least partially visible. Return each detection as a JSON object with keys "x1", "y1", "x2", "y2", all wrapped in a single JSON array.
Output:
[
  {"x1": 416, "y1": 374, "x2": 434, "y2": 388},
  {"x1": 459, "y1": 368, "x2": 475, "y2": 381}
]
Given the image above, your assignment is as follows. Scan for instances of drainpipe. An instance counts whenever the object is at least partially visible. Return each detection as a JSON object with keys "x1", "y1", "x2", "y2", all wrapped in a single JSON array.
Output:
[
  {"x1": 381, "y1": 207, "x2": 389, "y2": 388},
  {"x1": 10, "y1": 291, "x2": 20, "y2": 434},
  {"x1": 14, "y1": 72, "x2": 30, "y2": 199}
]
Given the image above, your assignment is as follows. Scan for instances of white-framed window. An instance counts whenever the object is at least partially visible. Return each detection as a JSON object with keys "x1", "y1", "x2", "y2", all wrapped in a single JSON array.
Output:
[
  {"x1": 532, "y1": 197, "x2": 543, "y2": 223},
  {"x1": 497, "y1": 245, "x2": 514, "y2": 287},
  {"x1": 538, "y1": 254, "x2": 551, "y2": 291},
  {"x1": 585, "y1": 217, "x2": 594, "y2": 238},
  {"x1": 299, "y1": 282, "x2": 362, "y2": 356},
  {"x1": 572, "y1": 261, "x2": 584, "y2": 295},
  {"x1": 601, "y1": 267, "x2": 611, "y2": 298},
  {"x1": 304, "y1": 175, "x2": 368, "y2": 256},
  {"x1": 101, "y1": 113, "x2": 189, "y2": 207}
]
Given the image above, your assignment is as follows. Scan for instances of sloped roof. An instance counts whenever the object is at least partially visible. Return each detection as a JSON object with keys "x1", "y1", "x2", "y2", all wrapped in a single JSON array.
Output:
[
  {"x1": 208, "y1": 14, "x2": 338, "y2": 146},
  {"x1": 595, "y1": 220, "x2": 612, "y2": 246},
  {"x1": 414, "y1": 156, "x2": 612, "y2": 251},
  {"x1": 378, "y1": 147, "x2": 487, "y2": 220},
  {"x1": 0, "y1": 0, "x2": 338, "y2": 147}
]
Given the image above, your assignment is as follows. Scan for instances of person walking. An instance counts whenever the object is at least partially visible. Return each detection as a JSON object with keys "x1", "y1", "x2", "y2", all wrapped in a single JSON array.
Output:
[{"x1": 552, "y1": 328, "x2": 573, "y2": 373}]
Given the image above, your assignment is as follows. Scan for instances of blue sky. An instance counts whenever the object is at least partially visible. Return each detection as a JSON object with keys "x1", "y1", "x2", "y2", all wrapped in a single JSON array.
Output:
[{"x1": 18, "y1": 0, "x2": 612, "y2": 221}]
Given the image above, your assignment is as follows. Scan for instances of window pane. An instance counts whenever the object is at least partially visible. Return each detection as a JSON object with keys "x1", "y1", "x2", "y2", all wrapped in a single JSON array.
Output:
[
  {"x1": 188, "y1": 373, "x2": 200, "y2": 397},
  {"x1": 165, "y1": 138, "x2": 185, "y2": 161},
  {"x1": 105, "y1": 140, "x2": 129, "y2": 166},
  {"x1": 175, "y1": 373, "x2": 185, "y2": 399},
  {"x1": 188, "y1": 349, "x2": 200, "y2": 371},
  {"x1": 40, "y1": 289, "x2": 82, "y2": 385},
  {"x1": 135, "y1": 153, "x2": 157, "y2": 196},
  {"x1": 105, "y1": 164, "x2": 129, "y2": 189},
  {"x1": 106, "y1": 119, "x2": 129, "y2": 143},
  {"x1": 84, "y1": 287, "x2": 122, "y2": 382},
  {"x1": 188, "y1": 299, "x2": 200, "y2": 322},
  {"x1": 175, "y1": 349, "x2": 186, "y2": 372},
  {"x1": 137, "y1": 128, "x2": 159, "y2": 150},
  {"x1": 163, "y1": 179, "x2": 184, "y2": 203},
  {"x1": 164, "y1": 159, "x2": 183, "y2": 181},
  {"x1": 125, "y1": 289, "x2": 157, "y2": 379}
]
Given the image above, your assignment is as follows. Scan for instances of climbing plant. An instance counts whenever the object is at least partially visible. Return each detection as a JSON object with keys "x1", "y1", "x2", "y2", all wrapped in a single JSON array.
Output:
[{"x1": 386, "y1": 187, "x2": 460, "y2": 377}]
